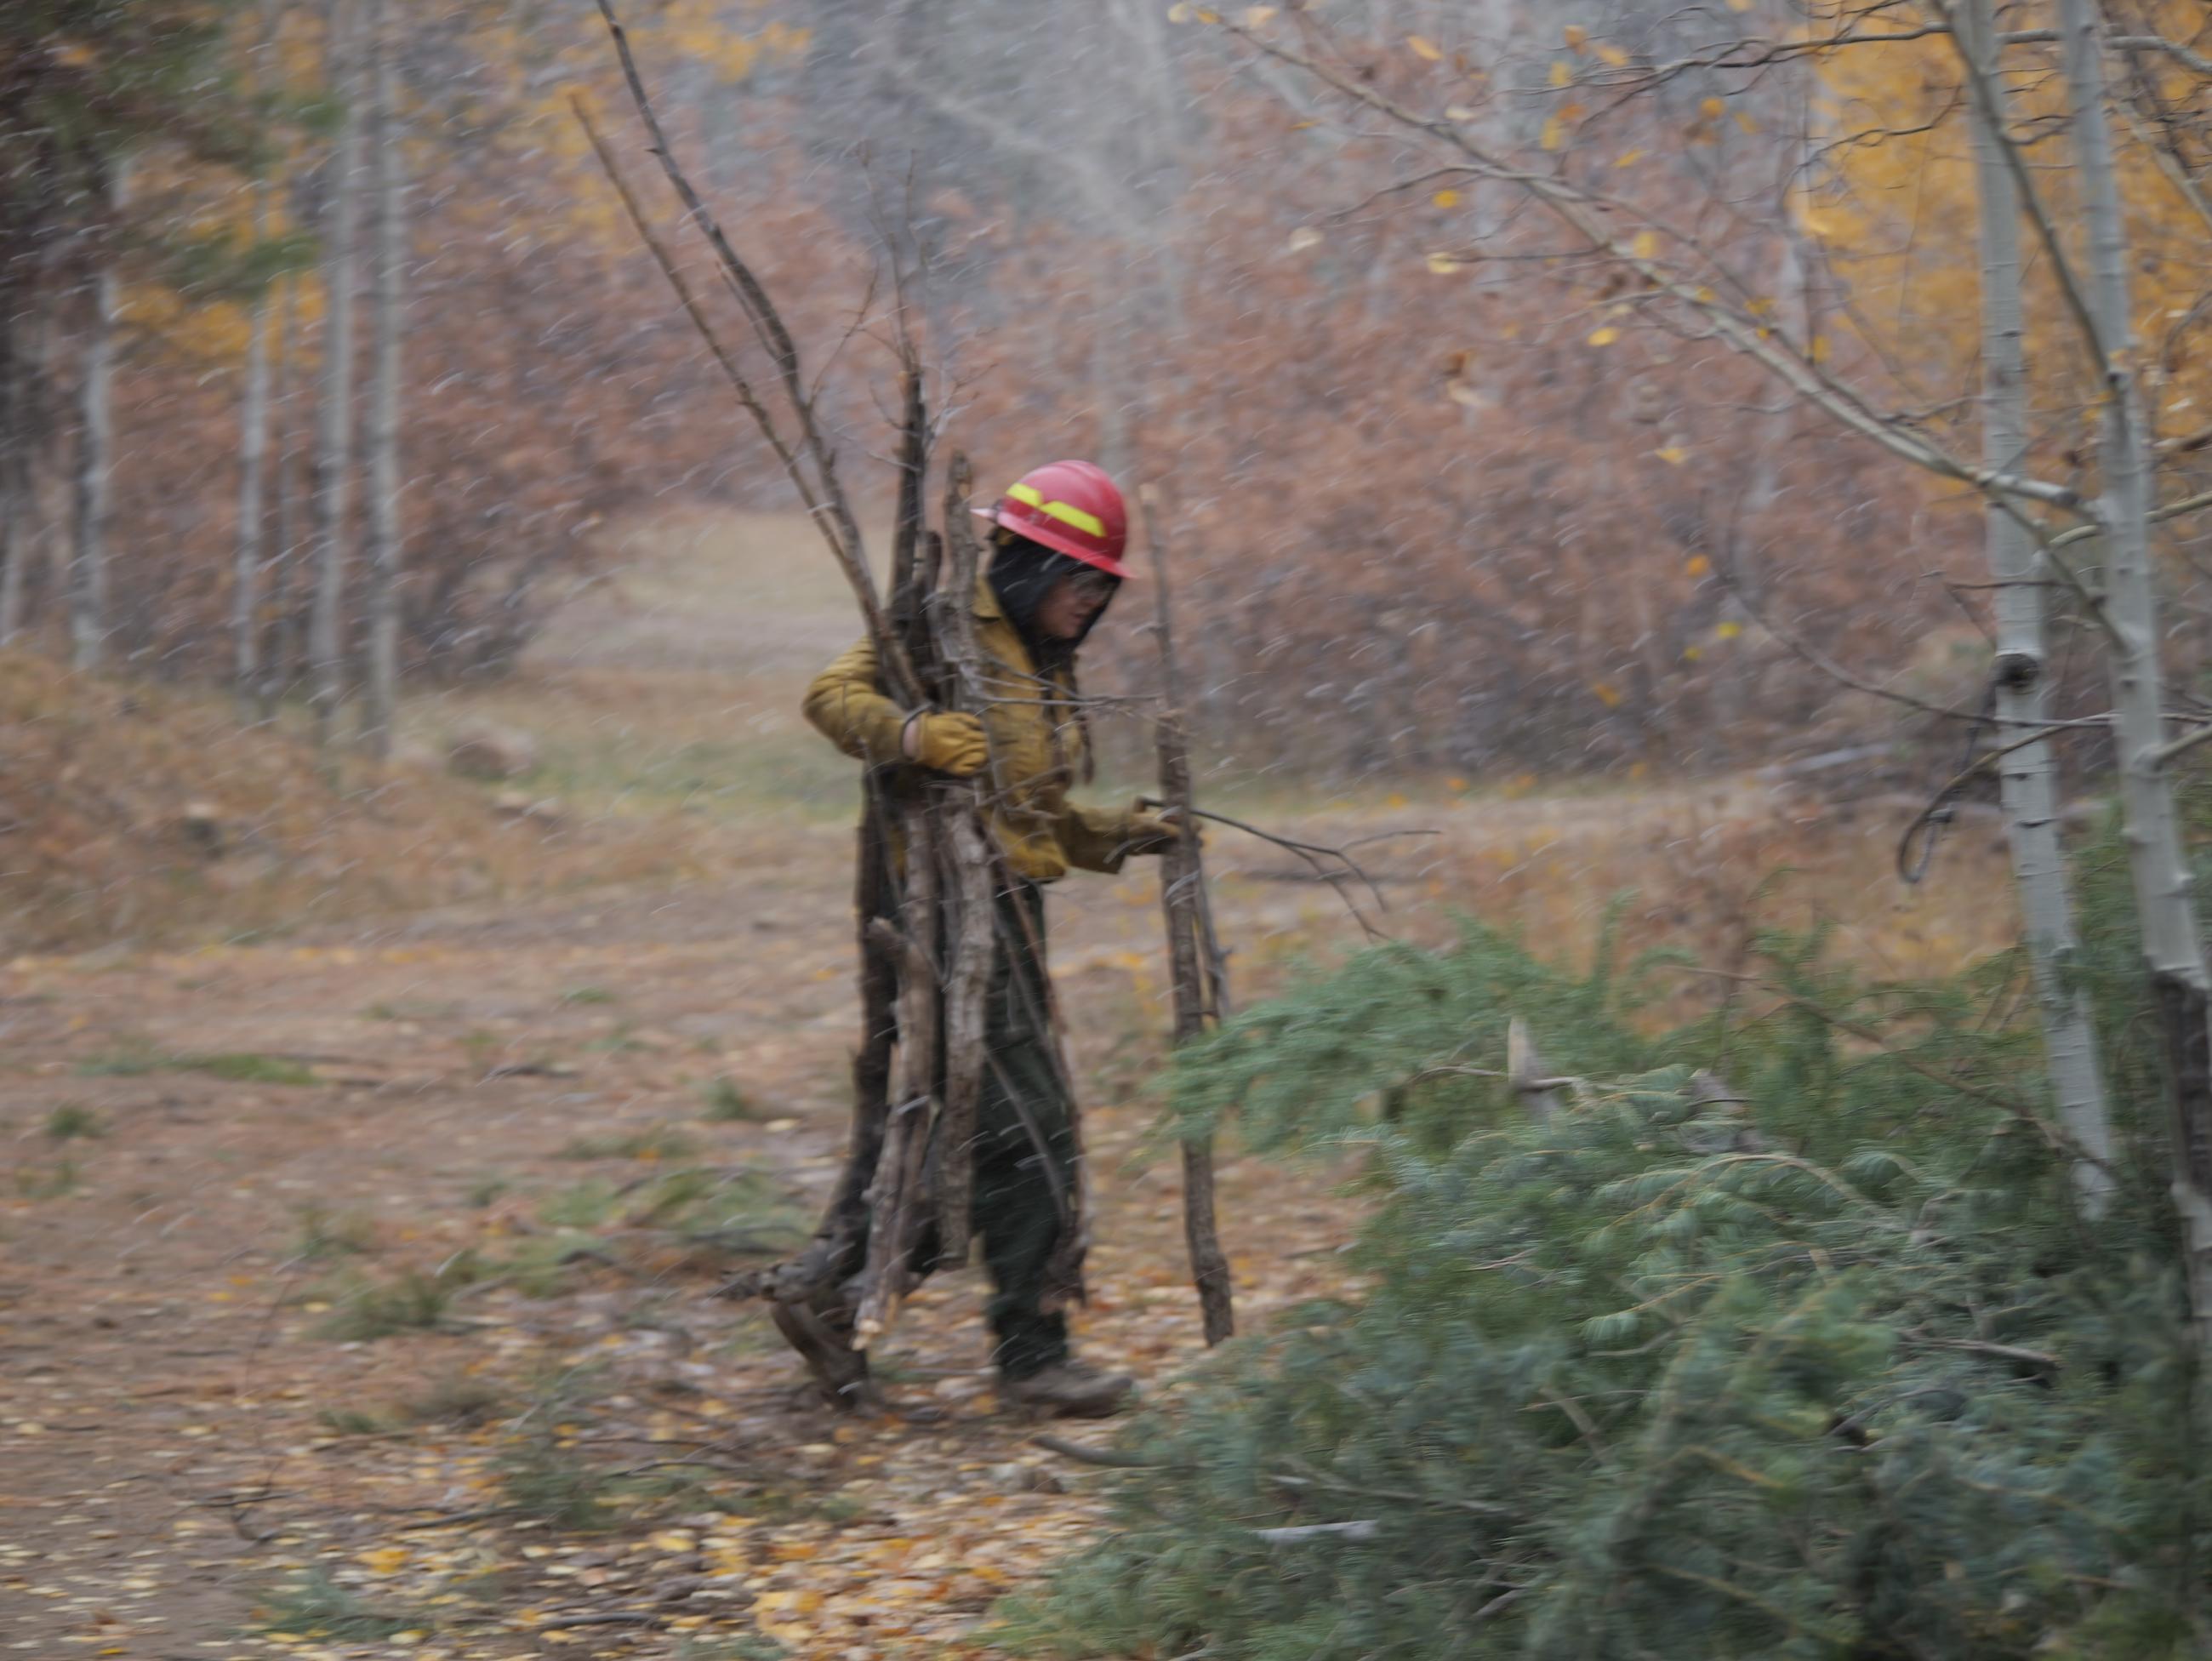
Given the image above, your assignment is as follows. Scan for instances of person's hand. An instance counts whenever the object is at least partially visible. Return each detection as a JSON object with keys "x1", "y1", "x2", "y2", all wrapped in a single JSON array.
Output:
[
  {"x1": 905, "y1": 711, "x2": 989, "y2": 777},
  {"x1": 1122, "y1": 803, "x2": 1196, "y2": 858}
]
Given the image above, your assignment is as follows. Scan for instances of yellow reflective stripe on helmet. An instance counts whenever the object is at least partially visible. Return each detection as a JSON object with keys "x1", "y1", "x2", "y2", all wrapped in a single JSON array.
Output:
[
  {"x1": 1004, "y1": 481, "x2": 1106, "y2": 540},
  {"x1": 1040, "y1": 499, "x2": 1105, "y2": 538}
]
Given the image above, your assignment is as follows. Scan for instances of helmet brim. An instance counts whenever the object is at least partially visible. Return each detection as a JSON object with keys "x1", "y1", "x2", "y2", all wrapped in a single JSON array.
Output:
[{"x1": 975, "y1": 505, "x2": 1135, "y2": 580}]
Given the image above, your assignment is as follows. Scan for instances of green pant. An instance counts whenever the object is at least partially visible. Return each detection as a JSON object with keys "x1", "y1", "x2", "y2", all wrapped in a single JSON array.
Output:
[{"x1": 971, "y1": 879, "x2": 1078, "y2": 1379}]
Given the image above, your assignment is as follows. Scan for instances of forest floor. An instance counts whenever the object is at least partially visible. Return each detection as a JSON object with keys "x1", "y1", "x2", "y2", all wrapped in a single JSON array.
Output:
[{"x1": 0, "y1": 511, "x2": 2022, "y2": 1659}]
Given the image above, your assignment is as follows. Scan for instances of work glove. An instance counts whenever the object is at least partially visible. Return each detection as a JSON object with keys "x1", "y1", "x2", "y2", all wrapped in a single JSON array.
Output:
[
  {"x1": 903, "y1": 711, "x2": 989, "y2": 778},
  {"x1": 1120, "y1": 803, "x2": 1194, "y2": 858}
]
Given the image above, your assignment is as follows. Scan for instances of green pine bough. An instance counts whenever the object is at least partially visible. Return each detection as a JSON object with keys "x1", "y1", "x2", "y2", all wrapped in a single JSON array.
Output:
[{"x1": 1001, "y1": 840, "x2": 2208, "y2": 1659}]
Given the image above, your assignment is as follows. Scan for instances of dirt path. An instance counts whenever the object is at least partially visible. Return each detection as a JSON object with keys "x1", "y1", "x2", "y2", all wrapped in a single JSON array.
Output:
[
  {"x1": 0, "y1": 511, "x2": 2014, "y2": 1658},
  {"x1": 0, "y1": 836, "x2": 1379, "y2": 1659}
]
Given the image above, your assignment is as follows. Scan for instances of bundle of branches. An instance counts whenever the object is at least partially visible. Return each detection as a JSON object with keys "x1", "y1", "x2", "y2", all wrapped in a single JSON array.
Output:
[
  {"x1": 1002, "y1": 908, "x2": 2203, "y2": 1659},
  {"x1": 752, "y1": 420, "x2": 1092, "y2": 1409},
  {"x1": 579, "y1": 2, "x2": 1235, "y2": 1406}
]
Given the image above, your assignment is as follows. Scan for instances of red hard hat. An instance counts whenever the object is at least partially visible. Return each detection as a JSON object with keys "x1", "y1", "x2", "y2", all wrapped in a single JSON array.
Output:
[{"x1": 976, "y1": 459, "x2": 1132, "y2": 579}]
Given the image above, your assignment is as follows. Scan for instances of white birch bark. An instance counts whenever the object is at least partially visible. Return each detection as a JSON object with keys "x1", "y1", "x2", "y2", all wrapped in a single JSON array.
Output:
[
  {"x1": 362, "y1": 0, "x2": 406, "y2": 756},
  {"x1": 1962, "y1": 0, "x2": 2114, "y2": 1213},
  {"x1": 2058, "y1": 0, "x2": 2212, "y2": 1334},
  {"x1": 70, "y1": 153, "x2": 126, "y2": 673},
  {"x1": 311, "y1": 0, "x2": 362, "y2": 744},
  {"x1": 268, "y1": 275, "x2": 302, "y2": 708},
  {"x1": 234, "y1": 160, "x2": 275, "y2": 711}
]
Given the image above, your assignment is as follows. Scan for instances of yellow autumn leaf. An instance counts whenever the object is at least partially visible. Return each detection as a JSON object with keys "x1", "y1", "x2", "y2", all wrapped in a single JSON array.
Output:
[
  {"x1": 1685, "y1": 554, "x2": 1712, "y2": 577},
  {"x1": 1631, "y1": 230, "x2": 1657, "y2": 259},
  {"x1": 1587, "y1": 326, "x2": 1621, "y2": 346},
  {"x1": 1166, "y1": 1, "x2": 1194, "y2": 20},
  {"x1": 1593, "y1": 682, "x2": 1623, "y2": 709},
  {"x1": 1596, "y1": 43, "x2": 1628, "y2": 67},
  {"x1": 1540, "y1": 116, "x2": 1565, "y2": 151},
  {"x1": 1615, "y1": 148, "x2": 1644, "y2": 168},
  {"x1": 1564, "y1": 24, "x2": 1587, "y2": 49},
  {"x1": 1433, "y1": 188, "x2": 1461, "y2": 208},
  {"x1": 1408, "y1": 34, "x2": 1443, "y2": 61},
  {"x1": 1700, "y1": 96, "x2": 1725, "y2": 120},
  {"x1": 1426, "y1": 251, "x2": 1463, "y2": 275},
  {"x1": 1386, "y1": 791, "x2": 1411, "y2": 808},
  {"x1": 1656, "y1": 444, "x2": 1690, "y2": 465},
  {"x1": 359, "y1": 1546, "x2": 411, "y2": 1574},
  {"x1": 1549, "y1": 60, "x2": 1571, "y2": 87},
  {"x1": 1716, "y1": 620, "x2": 1743, "y2": 640},
  {"x1": 1810, "y1": 334, "x2": 1832, "y2": 363},
  {"x1": 1735, "y1": 110, "x2": 1759, "y2": 134},
  {"x1": 1682, "y1": 645, "x2": 1703, "y2": 661},
  {"x1": 757, "y1": 1588, "x2": 824, "y2": 1613}
]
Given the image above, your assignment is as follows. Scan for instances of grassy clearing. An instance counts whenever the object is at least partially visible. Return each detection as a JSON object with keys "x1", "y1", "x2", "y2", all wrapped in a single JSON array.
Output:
[
  {"x1": 254, "y1": 1568, "x2": 426, "y2": 1644},
  {"x1": 698, "y1": 1075, "x2": 765, "y2": 1122},
  {"x1": 316, "y1": 1261, "x2": 480, "y2": 1341},
  {"x1": 557, "y1": 1124, "x2": 698, "y2": 1162},
  {"x1": 316, "y1": 1406, "x2": 391, "y2": 1437},
  {"x1": 533, "y1": 1167, "x2": 806, "y2": 1255},
  {"x1": 396, "y1": 1373, "x2": 505, "y2": 1429},
  {"x1": 364, "y1": 997, "x2": 463, "y2": 1022},
  {"x1": 43, "y1": 1103, "x2": 102, "y2": 1140},
  {"x1": 14, "y1": 1159, "x2": 79, "y2": 1199},
  {"x1": 76, "y1": 1041, "x2": 320, "y2": 1085},
  {"x1": 0, "y1": 650, "x2": 705, "y2": 956},
  {"x1": 293, "y1": 1204, "x2": 379, "y2": 1260}
]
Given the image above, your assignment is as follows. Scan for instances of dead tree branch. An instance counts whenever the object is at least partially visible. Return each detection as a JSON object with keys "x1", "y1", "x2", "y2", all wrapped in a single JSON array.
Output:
[{"x1": 1139, "y1": 484, "x2": 1234, "y2": 1346}]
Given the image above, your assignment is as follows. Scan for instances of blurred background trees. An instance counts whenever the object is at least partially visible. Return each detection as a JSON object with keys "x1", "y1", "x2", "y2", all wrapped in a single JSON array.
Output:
[{"x1": 5, "y1": 0, "x2": 2212, "y2": 790}]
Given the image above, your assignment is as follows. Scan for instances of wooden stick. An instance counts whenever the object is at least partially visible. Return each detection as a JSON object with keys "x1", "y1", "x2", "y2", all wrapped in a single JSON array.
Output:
[
  {"x1": 931, "y1": 454, "x2": 998, "y2": 1263},
  {"x1": 1507, "y1": 1018, "x2": 1565, "y2": 1122},
  {"x1": 1138, "y1": 485, "x2": 1234, "y2": 1346},
  {"x1": 584, "y1": 3, "x2": 919, "y2": 704}
]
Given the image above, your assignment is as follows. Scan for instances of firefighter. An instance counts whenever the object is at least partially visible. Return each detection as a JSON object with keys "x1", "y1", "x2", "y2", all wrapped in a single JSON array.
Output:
[{"x1": 802, "y1": 460, "x2": 1177, "y2": 1417}]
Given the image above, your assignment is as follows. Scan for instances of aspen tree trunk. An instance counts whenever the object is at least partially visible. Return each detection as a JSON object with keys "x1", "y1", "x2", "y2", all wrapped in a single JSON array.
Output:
[
  {"x1": 23, "y1": 298, "x2": 62, "y2": 631},
  {"x1": 0, "y1": 311, "x2": 23, "y2": 645},
  {"x1": 70, "y1": 153, "x2": 126, "y2": 673},
  {"x1": 1962, "y1": 0, "x2": 2114, "y2": 1213},
  {"x1": 311, "y1": 0, "x2": 362, "y2": 745},
  {"x1": 2058, "y1": 0, "x2": 2212, "y2": 1339},
  {"x1": 234, "y1": 161, "x2": 275, "y2": 714},
  {"x1": 268, "y1": 277, "x2": 302, "y2": 710},
  {"x1": 361, "y1": 0, "x2": 405, "y2": 756}
]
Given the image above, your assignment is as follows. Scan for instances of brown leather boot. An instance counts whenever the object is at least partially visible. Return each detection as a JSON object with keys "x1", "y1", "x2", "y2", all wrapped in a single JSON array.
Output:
[{"x1": 999, "y1": 1359, "x2": 1136, "y2": 1418}]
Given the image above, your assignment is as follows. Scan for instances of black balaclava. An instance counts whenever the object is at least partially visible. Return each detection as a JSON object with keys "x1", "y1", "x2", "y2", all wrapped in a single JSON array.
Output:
[{"x1": 986, "y1": 528, "x2": 1119, "y2": 670}]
